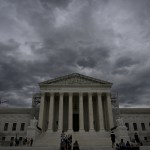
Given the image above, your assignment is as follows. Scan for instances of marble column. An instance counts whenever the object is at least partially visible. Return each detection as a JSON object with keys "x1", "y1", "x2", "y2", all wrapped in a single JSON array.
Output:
[
  {"x1": 58, "y1": 93, "x2": 64, "y2": 131},
  {"x1": 68, "y1": 93, "x2": 73, "y2": 131},
  {"x1": 38, "y1": 92, "x2": 45, "y2": 131},
  {"x1": 97, "y1": 93, "x2": 104, "y2": 130},
  {"x1": 79, "y1": 92, "x2": 84, "y2": 131},
  {"x1": 106, "y1": 93, "x2": 114, "y2": 129},
  {"x1": 48, "y1": 93, "x2": 54, "y2": 131},
  {"x1": 88, "y1": 93, "x2": 94, "y2": 131}
]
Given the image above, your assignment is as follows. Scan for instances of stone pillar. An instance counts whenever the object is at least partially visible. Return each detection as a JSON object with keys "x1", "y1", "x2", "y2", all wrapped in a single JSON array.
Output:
[
  {"x1": 79, "y1": 92, "x2": 84, "y2": 131},
  {"x1": 48, "y1": 93, "x2": 54, "y2": 131},
  {"x1": 88, "y1": 93, "x2": 94, "y2": 131},
  {"x1": 97, "y1": 93, "x2": 104, "y2": 131},
  {"x1": 58, "y1": 93, "x2": 64, "y2": 131},
  {"x1": 68, "y1": 93, "x2": 73, "y2": 131},
  {"x1": 38, "y1": 92, "x2": 45, "y2": 131},
  {"x1": 106, "y1": 93, "x2": 114, "y2": 129}
]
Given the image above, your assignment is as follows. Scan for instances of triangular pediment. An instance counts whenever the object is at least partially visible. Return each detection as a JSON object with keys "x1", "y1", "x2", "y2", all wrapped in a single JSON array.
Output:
[{"x1": 39, "y1": 73, "x2": 112, "y2": 86}]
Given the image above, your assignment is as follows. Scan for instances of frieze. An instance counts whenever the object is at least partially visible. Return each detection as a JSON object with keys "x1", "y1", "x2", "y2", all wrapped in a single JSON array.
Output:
[
  {"x1": 40, "y1": 87, "x2": 110, "y2": 94},
  {"x1": 40, "y1": 84, "x2": 110, "y2": 89}
]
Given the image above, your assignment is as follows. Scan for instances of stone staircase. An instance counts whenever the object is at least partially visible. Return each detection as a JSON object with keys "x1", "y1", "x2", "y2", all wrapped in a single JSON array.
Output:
[
  {"x1": 0, "y1": 146, "x2": 114, "y2": 150},
  {"x1": 0, "y1": 131, "x2": 116, "y2": 150},
  {"x1": 33, "y1": 131, "x2": 112, "y2": 147},
  {"x1": 2, "y1": 146, "x2": 150, "y2": 150}
]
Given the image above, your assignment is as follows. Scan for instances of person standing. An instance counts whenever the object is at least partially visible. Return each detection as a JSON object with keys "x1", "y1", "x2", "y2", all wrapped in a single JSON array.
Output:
[
  {"x1": 68, "y1": 135, "x2": 72, "y2": 150},
  {"x1": 60, "y1": 130, "x2": 66, "y2": 150},
  {"x1": 134, "y1": 133, "x2": 140, "y2": 144},
  {"x1": 15, "y1": 138, "x2": 18, "y2": 146},
  {"x1": 10, "y1": 139, "x2": 13, "y2": 146},
  {"x1": 73, "y1": 140, "x2": 80, "y2": 150},
  {"x1": 27, "y1": 138, "x2": 30, "y2": 147},
  {"x1": 119, "y1": 139, "x2": 125, "y2": 150},
  {"x1": 126, "y1": 141, "x2": 131, "y2": 150},
  {"x1": 115, "y1": 143, "x2": 120, "y2": 150},
  {"x1": 30, "y1": 138, "x2": 33, "y2": 147},
  {"x1": 23, "y1": 137, "x2": 27, "y2": 146},
  {"x1": 111, "y1": 131, "x2": 116, "y2": 148},
  {"x1": 61, "y1": 130, "x2": 65, "y2": 142}
]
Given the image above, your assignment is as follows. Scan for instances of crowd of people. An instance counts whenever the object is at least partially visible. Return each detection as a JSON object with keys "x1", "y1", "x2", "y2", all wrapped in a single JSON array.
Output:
[
  {"x1": 111, "y1": 131, "x2": 142, "y2": 150},
  {"x1": 115, "y1": 139, "x2": 141, "y2": 150},
  {"x1": 10, "y1": 137, "x2": 33, "y2": 147},
  {"x1": 60, "y1": 130, "x2": 143, "y2": 150},
  {"x1": 60, "y1": 130, "x2": 80, "y2": 150},
  {"x1": 23, "y1": 137, "x2": 33, "y2": 147}
]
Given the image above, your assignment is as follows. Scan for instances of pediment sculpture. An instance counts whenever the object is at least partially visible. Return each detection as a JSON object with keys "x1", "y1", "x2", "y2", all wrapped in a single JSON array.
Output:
[{"x1": 30, "y1": 117, "x2": 38, "y2": 127}]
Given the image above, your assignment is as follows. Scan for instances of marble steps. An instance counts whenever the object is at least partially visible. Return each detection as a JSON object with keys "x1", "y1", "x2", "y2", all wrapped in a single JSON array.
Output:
[
  {"x1": 33, "y1": 131, "x2": 112, "y2": 147},
  {"x1": 33, "y1": 132, "x2": 60, "y2": 146},
  {"x1": 1, "y1": 146, "x2": 149, "y2": 150},
  {"x1": 0, "y1": 146, "x2": 114, "y2": 150}
]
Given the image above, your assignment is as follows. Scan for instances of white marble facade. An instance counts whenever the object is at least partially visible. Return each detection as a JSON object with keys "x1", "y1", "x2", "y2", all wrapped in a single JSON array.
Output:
[
  {"x1": 0, "y1": 108, "x2": 31, "y2": 142},
  {"x1": 120, "y1": 108, "x2": 150, "y2": 144},
  {"x1": 38, "y1": 73, "x2": 114, "y2": 134},
  {"x1": 0, "y1": 73, "x2": 150, "y2": 146}
]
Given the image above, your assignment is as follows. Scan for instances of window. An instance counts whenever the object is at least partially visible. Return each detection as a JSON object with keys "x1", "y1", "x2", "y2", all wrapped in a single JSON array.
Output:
[
  {"x1": 4, "y1": 123, "x2": 9, "y2": 131},
  {"x1": 11, "y1": 137, "x2": 14, "y2": 141},
  {"x1": 144, "y1": 137, "x2": 147, "y2": 141},
  {"x1": 20, "y1": 123, "x2": 25, "y2": 131},
  {"x1": 19, "y1": 137, "x2": 22, "y2": 141},
  {"x1": 12, "y1": 123, "x2": 17, "y2": 131},
  {"x1": 141, "y1": 123, "x2": 146, "y2": 131},
  {"x1": 125, "y1": 123, "x2": 129, "y2": 130},
  {"x1": 2, "y1": 137, "x2": 5, "y2": 141},
  {"x1": 133, "y1": 123, "x2": 137, "y2": 131}
]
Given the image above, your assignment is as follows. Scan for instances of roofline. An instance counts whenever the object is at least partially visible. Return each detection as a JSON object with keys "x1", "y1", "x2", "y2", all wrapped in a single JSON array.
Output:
[
  {"x1": 0, "y1": 108, "x2": 32, "y2": 114},
  {"x1": 120, "y1": 108, "x2": 150, "y2": 114},
  {"x1": 39, "y1": 73, "x2": 113, "y2": 86}
]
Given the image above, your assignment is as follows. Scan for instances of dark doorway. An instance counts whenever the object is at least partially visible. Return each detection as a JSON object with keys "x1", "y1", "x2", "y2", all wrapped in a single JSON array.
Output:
[{"x1": 73, "y1": 114, "x2": 79, "y2": 131}]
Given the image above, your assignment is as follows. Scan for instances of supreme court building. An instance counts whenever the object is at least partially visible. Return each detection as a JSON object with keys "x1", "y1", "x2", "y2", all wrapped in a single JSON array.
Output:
[
  {"x1": 0, "y1": 73, "x2": 150, "y2": 147},
  {"x1": 33, "y1": 73, "x2": 114, "y2": 146},
  {"x1": 38, "y1": 73, "x2": 113, "y2": 133}
]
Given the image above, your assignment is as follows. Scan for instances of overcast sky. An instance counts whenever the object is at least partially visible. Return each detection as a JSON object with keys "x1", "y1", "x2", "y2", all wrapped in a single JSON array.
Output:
[{"x1": 0, "y1": 0, "x2": 150, "y2": 108}]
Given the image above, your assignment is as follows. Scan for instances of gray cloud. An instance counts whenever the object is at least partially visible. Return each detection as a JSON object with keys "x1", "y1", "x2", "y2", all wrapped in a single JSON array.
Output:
[
  {"x1": 40, "y1": 0, "x2": 71, "y2": 9},
  {"x1": 0, "y1": 0, "x2": 150, "y2": 108},
  {"x1": 115, "y1": 57, "x2": 139, "y2": 68}
]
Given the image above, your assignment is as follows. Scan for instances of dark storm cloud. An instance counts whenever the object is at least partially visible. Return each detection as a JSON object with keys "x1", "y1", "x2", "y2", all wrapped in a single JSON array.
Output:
[
  {"x1": 0, "y1": 40, "x2": 35, "y2": 89},
  {"x1": 0, "y1": 39, "x2": 19, "y2": 54},
  {"x1": 0, "y1": 0, "x2": 150, "y2": 108},
  {"x1": 112, "y1": 61, "x2": 150, "y2": 107},
  {"x1": 40, "y1": 0, "x2": 71, "y2": 9},
  {"x1": 112, "y1": 56, "x2": 140, "y2": 75},
  {"x1": 77, "y1": 47, "x2": 110, "y2": 68},
  {"x1": 115, "y1": 72, "x2": 150, "y2": 107},
  {"x1": 115, "y1": 57, "x2": 139, "y2": 69}
]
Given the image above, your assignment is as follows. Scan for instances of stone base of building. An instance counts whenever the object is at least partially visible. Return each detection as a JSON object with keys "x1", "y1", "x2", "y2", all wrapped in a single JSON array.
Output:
[
  {"x1": 0, "y1": 146, "x2": 114, "y2": 150},
  {"x1": 33, "y1": 131, "x2": 112, "y2": 147}
]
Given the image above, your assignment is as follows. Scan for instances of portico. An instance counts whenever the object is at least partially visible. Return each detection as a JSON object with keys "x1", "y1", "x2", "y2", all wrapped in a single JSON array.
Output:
[
  {"x1": 36, "y1": 73, "x2": 114, "y2": 146},
  {"x1": 38, "y1": 73, "x2": 114, "y2": 132},
  {"x1": 39, "y1": 92, "x2": 113, "y2": 132}
]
